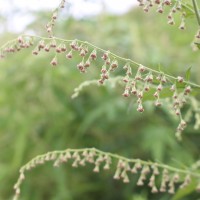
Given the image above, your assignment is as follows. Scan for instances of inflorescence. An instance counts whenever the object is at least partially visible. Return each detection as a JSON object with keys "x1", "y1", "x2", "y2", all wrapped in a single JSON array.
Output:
[
  {"x1": 1, "y1": 1, "x2": 200, "y2": 199},
  {"x1": 13, "y1": 148, "x2": 200, "y2": 200},
  {"x1": 0, "y1": 34, "x2": 199, "y2": 140},
  {"x1": 45, "y1": 0, "x2": 200, "y2": 42}
]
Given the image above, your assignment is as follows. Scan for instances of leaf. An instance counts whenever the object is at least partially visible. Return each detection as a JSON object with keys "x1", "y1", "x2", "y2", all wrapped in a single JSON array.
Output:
[
  {"x1": 172, "y1": 180, "x2": 197, "y2": 200},
  {"x1": 194, "y1": 42, "x2": 200, "y2": 50},
  {"x1": 182, "y1": 2, "x2": 195, "y2": 18},
  {"x1": 185, "y1": 66, "x2": 192, "y2": 81}
]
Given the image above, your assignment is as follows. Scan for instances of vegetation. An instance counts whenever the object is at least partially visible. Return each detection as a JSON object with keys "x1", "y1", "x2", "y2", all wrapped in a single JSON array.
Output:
[{"x1": 0, "y1": 0, "x2": 200, "y2": 200}]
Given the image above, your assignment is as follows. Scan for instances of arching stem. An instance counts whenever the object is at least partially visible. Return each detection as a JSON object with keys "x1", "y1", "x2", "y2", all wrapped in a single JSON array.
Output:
[{"x1": 192, "y1": 0, "x2": 200, "y2": 26}]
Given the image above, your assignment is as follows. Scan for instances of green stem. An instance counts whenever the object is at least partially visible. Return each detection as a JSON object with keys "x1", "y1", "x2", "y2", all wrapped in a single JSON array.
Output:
[
  {"x1": 192, "y1": 0, "x2": 200, "y2": 26},
  {"x1": 1, "y1": 34, "x2": 200, "y2": 89},
  {"x1": 20, "y1": 148, "x2": 200, "y2": 178}
]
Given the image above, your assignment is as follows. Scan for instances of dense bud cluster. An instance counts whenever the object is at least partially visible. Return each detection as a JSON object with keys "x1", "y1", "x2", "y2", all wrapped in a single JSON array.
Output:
[
  {"x1": 136, "y1": 0, "x2": 189, "y2": 31},
  {"x1": 45, "y1": 0, "x2": 66, "y2": 36},
  {"x1": 0, "y1": 34, "x2": 198, "y2": 139},
  {"x1": 13, "y1": 148, "x2": 200, "y2": 200}
]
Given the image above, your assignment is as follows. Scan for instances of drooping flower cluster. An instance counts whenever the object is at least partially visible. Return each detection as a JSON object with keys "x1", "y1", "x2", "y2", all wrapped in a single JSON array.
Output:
[
  {"x1": 45, "y1": 0, "x2": 66, "y2": 36},
  {"x1": 13, "y1": 148, "x2": 200, "y2": 200},
  {"x1": 0, "y1": 35, "x2": 198, "y2": 139},
  {"x1": 136, "y1": 0, "x2": 187, "y2": 30}
]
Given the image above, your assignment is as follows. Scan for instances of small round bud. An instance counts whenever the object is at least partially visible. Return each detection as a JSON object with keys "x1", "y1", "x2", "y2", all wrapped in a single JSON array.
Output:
[
  {"x1": 155, "y1": 100, "x2": 162, "y2": 106},
  {"x1": 122, "y1": 89, "x2": 130, "y2": 97},
  {"x1": 138, "y1": 65, "x2": 145, "y2": 72},
  {"x1": 38, "y1": 40, "x2": 45, "y2": 49},
  {"x1": 90, "y1": 49, "x2": 97, "y2": 60},
  {"x1": 44, "y1": 45, "x2": 50, "y2": 52},
  {"x1": 123, "y1": 76, "x2": 129, "y2": 83},
  {"x1": 157, "y1": 84, "x2": 163, "y2": 91},
  {"x1": 80, "y1": 49, "x2": 86, "y2": 57},
  {"x1": 52, "y1": 12, "x2": 57, "y2": 20},
  {"x1": 56, "y1": 47, "x2": 61, "y2": 53},
  {"x1": 184, "y1": 85, "x2": 191, "y2": 95},
  {"x1": 155, "y1": 0, "x2": 160, "y2": 4},
  {"x1": 144, "y1": 85, "x2": 150, "y2": 92},
  {"x1": 168, "y1": 19, "x2": 175, "y2": 25},
  {"x1": 32, "y1": 50, "x2": 38, "y2": 55},
  {"x1": 17, "y1": 36, "x2": 23, "y2": 43},
  {"x1": 175, "y1": 109, "x2": 180, "y2": 116},
  {"x1": 157, "y1": 5, "x2": 164, "y2": 13},
  {"x1": 137, "y1": 104, "x2": 144, "y2": 113},
  {"x1": 50, "y1": 57, "x2": 58, "y2": 66},
  {"x1": 105, "y1": 58, "x2": 111, "y2": 65},
  {"x1": 170, "y1": 84, "x2": 176, "y2": 91},
  {"x1": 66, "y1": 51, "x2": 73, "y2": 59},
  {"x1": 70, "y1": 40, "x2": 78, "y2": 50},
  {"x1": 131, "y1": 87, "x2": 137, "y2": 95},
  {"x1": 61, "y1": 44, "x2": 67, "y2": 52},
  {"x1": 153, "y1": 91, "x2": 159, "y2": 98},
  {"x1": 101, "y1": 52, "x2": 109, "y2": 60},
  {"x1": 84, "y1": 60, "x2": 90, "y2": 68},
  {"x1": 50, "y1": 40, "x2": 57, "y2": 48},
  {"x1": 164, "y1": 0, "x2": 171, "y2": 5},
  {"x1": 137, "y1": 91, "x2": 143, "y2": 99},
  {"x1": 177, "y1": 76, "x2": 184, "y2": 83},
  {"x1": 110, "y1": 60, "x2": 118, "y2": 70},
  {"x1": 152, "y1": 186, "x2": 158, "y2": 193},
  {"x1": 77, "y1": 62, "x2": 85, "y2": 73}
]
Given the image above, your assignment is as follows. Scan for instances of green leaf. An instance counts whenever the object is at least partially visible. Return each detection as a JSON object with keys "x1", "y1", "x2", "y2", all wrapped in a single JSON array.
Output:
[
  {"x1": 185, "y1": 66, "x2": 192, "y2": 81},
  {"x1": 172, "y1": 180, "x2": 197, "y2": 200},
  {"x1": 194, "y1": 42, "x2": 200, "y2": 50},
  {"x1": 182, "y1": 2, "x2": 195, "y2": 18}
]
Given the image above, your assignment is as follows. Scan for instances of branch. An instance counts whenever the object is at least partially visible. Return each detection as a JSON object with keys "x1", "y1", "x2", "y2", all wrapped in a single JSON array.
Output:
[
  {"x1": 13, "y1": 148, "x2": 200, "y2": 200},
  {"x1": 192, "y1": 0, "x2": 200, "y2": 26}
]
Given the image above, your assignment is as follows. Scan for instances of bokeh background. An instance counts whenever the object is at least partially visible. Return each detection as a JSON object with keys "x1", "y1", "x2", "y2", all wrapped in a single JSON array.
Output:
[{"x1": 0, "y1": 0, "x2": 200, "y2": 200}]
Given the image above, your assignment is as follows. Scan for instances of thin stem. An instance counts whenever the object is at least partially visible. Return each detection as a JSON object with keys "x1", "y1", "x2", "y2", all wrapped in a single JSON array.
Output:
[
  {"x1": 192, "y1": 0, "x2": 200, "y2": 26},
  {"x1": 20, "y1": 148, "x2": 200, "y2": 178},
  {"x1": 1, "y1": 34, "x2": 200, "y2": 89}
]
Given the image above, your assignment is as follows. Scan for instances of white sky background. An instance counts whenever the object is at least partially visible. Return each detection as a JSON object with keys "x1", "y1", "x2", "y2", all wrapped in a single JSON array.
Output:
[{"x1": 0, "y1": 0, "x2": 137, "y2": 33}]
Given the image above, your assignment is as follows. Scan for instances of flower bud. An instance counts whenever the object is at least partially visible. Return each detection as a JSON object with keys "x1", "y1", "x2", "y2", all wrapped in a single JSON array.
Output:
[
  {"x1": 80, "y1": 49, "x2": 86, "y2": 57},
  {"x1": 155, "y1": 100, "x2": 162, "y2": 106},
  {"x1": 77, "y1": 62, "x2": 85, "y2": 73},
  {"x1": 155, "y1": 0, "x2": 161, "y2": 4},
  {"x1": 152, "y1": 186, "x2": 158, "y2": 193},
  {"x1": 122, "y1": 89, "x2": 130, "y2": 97},
  {"x1": 177, "y1": 76, "x2": 184, "y2": 83},
  {"x1": 138, "y1": 64, "x2": 145, "y2": 72},
  {"x1": 157, "y1": 83, "x2": 163, "y2": 91},
  {"x1": 157, "y1": 4, "x2": 164, "y2": 13},
  {"x1": 144, "y1": 85, "x2": 150, "y2": 92},
  {"x1": 153, "y1": 91, "x2": 159, "y2": 98},
  {"x1": 137, "y1": 103, "x2": 144, "y2": 112},
  {"x1": 110, "y1": 60, "x2": 118, "y2": 70},
  {"x1": 137, "y1": 91, "x2": 143, "y2": 99},
  {"x1": 50, "y1": 56, "x2": 58, "y2": 66},
  {"x1": 170, "y1": 84, "x2": 176, "y2": 91},
  {"x1": 52, "y1": 12, "x2": 57, "y2": 20},
  {"x1": 38, "y1": 40, "x2": 45, "y2": 50},
  {"x1": 50, "y1": 40, "x2": 57, "y2": 48},
  {"x1": 184, "y1": 85, "x2": 191, "y2": 95},
  {"x1": 44, "y1": 45, "x2": 50, "y2": 52},
  {"x1": 17, "y1": 36, "x2": 23, "y2": 43},
  {"x1": 164, "y1": 0, "x2": 171, "y2": 5},
  {"x1": 66, "y1": 50, "x2": 73, "y2": 59},
  {"x1": 84, "y1": 60, "x2": 90, "y2": 68},
  {"x1": 90, "y1": 49, "x2": 97, "y2": 60},
  {"x1": 101, "y1": 51, "x2": 109, "y2": 60}
]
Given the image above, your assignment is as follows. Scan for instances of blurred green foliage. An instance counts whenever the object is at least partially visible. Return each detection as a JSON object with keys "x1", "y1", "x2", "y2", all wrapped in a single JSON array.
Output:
[{"x1": 0, "y1": 4, "x2": 200, "y2": 200}]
